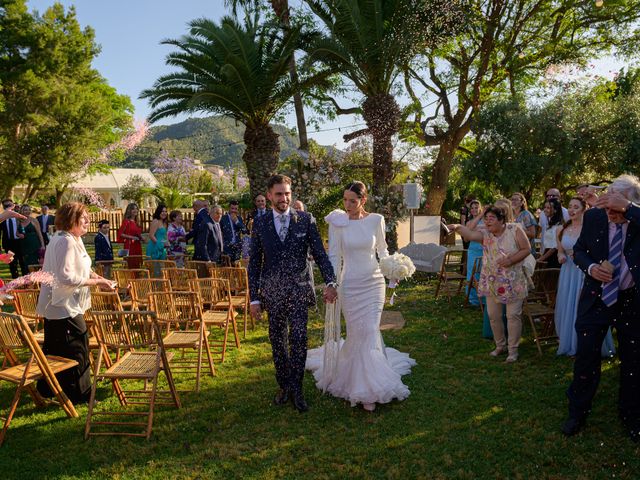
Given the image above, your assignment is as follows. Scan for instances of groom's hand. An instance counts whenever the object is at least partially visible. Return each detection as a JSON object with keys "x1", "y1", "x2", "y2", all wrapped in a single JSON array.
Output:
[
  {"x1": 250, "y1": 303, "x2": 263, "y2": 321},
  {"x1": 324, "y1": 286, "x2": 337, "y2": 304}
]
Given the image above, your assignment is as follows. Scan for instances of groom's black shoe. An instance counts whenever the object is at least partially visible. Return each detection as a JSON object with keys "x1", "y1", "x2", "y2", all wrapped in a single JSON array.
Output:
[
  {"x1": 561, "y1": 416, "x2": 586, "y2": 437},
  {"x1": 292, "y1": 392, "x2": 308, "y2": 413},
  {"x1": 273, "y1": 388, "x2": 290, "y2": 406}
]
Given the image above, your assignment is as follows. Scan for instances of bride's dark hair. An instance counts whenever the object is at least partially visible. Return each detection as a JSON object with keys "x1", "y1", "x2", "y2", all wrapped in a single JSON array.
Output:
[{"x1": 345, "y1": 181, "x2": 367, "y2": 198}]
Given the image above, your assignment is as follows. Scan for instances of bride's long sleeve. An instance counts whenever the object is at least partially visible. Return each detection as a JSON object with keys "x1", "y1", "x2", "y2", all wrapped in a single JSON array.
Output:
[
  {"x1": 376, "y1": 215, "x2": 390, "y2": 261},
  {"x1": 328, "y1": 223, "x2": 342, "y2": 280}
]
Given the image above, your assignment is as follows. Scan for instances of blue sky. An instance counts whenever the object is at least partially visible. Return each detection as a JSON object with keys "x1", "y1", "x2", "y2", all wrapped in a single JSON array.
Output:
[
  {"x1": 27, "y1": 0, "x2": 359, "y2": 148},
  {"x1": 26, "y1": 1, "x2": 626, "y2": 151}
]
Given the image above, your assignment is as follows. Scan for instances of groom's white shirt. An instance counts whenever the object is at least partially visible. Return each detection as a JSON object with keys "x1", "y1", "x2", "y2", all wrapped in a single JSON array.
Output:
[{"x1": 250, "y1": 207, "x2": 292, "y2": 306}]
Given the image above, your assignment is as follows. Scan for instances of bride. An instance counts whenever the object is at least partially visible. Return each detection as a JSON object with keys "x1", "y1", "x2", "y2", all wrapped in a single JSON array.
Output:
[{"x1": 306, "y1": 181, "x2": 416, "y2": 411}]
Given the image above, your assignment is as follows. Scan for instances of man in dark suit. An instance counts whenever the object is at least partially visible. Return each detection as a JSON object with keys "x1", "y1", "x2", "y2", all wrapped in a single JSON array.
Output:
[
  {"x1": 94, "y1": 219, "x2": 114, "y2": 278},
  {"x1": 185, "y1": 199, "x2": 210, "y2": 244},
  {"x1": 1, "y1": 198, "x2": 25, "y2": 278},
  {"x1": 36, "y1": 204, "x2": 55, "y2": 245},
  {"x1": 562, "y1": 175, "x2": 640, "y2": 443},
  {"x1": 245, "y1": 194, "x2": 268, "y2": 227},
  {"x1": 248, "y1": 175, "x2": 337, "y2": 413},
  {"x1": 220, "y1": 200, "x2": 247, "y2": 263},
  {"x1": 193, "y1": 206, "x2": 222, "y2": 263}
]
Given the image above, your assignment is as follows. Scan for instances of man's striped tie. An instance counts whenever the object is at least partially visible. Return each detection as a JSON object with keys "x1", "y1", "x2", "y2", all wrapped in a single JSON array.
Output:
[{"x1": 601, "y1": 224, "x2": 623, "y2": 307}]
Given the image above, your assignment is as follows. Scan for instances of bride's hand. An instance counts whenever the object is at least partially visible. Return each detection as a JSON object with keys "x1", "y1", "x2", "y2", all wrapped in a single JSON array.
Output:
[{"x1": 324, "y1": 286, "x2": 337, "y2": 303}]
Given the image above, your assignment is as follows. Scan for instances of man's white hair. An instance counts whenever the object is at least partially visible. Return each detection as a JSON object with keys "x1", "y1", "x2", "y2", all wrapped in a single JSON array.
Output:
[{"x1": 609, "y1": 174, "x2": 640, "y2": 203}]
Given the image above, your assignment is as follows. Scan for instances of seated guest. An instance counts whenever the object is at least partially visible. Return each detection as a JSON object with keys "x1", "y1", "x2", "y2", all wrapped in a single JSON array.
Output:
[
  {"x1": 555, "y1": 197, "x2": 615, "y2": 357},
  {"x1": 561, "y1": 175, "x2": 640, "y2": 442},
  {"x1": 36, "y1": 202, "x2": 114, "y2": 403},
  {"x1": 538, "y1": 198, "x2": 563, "y2": 268},
  {"x1": 94, "y1": 220, "x2": 114, "y2": 278},
  {"x1": 220, "y1": 200, "x2": 247, "y2": 263}
]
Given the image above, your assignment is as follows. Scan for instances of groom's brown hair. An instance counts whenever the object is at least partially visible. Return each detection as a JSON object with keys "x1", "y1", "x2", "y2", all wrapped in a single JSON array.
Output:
[{"x1": 267, "y1": 174, "x2": 292, "y2": 190}]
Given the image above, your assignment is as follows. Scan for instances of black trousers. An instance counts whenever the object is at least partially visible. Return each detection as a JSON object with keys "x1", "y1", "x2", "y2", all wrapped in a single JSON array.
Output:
[
  {"x1": 267, "y1": 303, "x2": 309, "y2": 395},
  {"x1": 4, "y1": 240, "x2": 26, "y2": 278},
  {"x1": 567, "y1": 288, "x2": 640, "y2": 421},
  {"x1": 37, "y1": 314, "x2": 92, "y2": 404}
]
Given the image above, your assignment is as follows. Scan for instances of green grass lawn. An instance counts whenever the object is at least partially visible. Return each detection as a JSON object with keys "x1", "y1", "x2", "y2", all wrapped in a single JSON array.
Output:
[{"x1": 1, "y1": 274, "x2": 639, "y2": 479}]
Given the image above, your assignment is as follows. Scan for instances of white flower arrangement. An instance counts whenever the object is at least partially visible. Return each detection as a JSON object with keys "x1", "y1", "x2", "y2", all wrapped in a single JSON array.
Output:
[{"x1": 379, "y1": 253, "x2": 416, "y2": 305}]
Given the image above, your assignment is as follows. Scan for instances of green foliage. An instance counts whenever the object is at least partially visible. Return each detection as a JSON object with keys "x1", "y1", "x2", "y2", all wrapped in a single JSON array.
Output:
[
  {"x1": 0, "y1": 0, "x2": 133, "y2": 199},
  {"x1": 460, "y1": 74, "x2": 640, "y2": 206},
  {"x1": 120, "y1": 174, "x2": 154, "y2": 206},
  {"x1": 153, "y1": 185, "x2": 191, "y2": 210}
]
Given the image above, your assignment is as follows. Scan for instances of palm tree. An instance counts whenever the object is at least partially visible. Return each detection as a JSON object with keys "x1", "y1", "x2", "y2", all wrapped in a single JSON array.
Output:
[
  {"x1": 141, "y1": 13, "x2": 325, "y2": 198},
  {"x1": 226, "y1": 0, "x2": 310, "y2": 153},
  {"x1": 304, "y1": 0, "x2": 458, "y2": 196}
]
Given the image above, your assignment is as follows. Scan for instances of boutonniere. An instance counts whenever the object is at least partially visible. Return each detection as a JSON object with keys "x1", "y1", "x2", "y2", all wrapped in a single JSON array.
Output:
[{"x1": 291, "y1": 212, "x2": 299, "y2": 224}]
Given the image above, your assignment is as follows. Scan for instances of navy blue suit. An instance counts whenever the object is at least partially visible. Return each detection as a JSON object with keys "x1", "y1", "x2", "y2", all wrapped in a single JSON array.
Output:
[
  {"x1": 193, "y1": 217, "x2": 221, "y2": 263},
  {"x1": 94, "y1": 233, "x2": 114, "y2": 262},
  {"x1": 568, "y1": 205, "x2": 640, "y2": 423},
  {"x1": 186, "y1": 208, "x2": 210, "y2": 243},
  {"x1": 248, "y1": 210, "x2": 335, "y2": 395},
  {"x1": 220, "y1": 213, "x2": 247, "y2": 263}
]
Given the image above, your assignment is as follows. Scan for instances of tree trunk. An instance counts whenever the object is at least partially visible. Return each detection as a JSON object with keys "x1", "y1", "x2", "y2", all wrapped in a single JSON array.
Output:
[
  {"x1": 243, "y1": 123, "x2": 280, "y2": 200},
  {"x1": 425, "y1": 140, "x2": 457, "y2": 216},
  {"x1": 271, "y1": 0, "x2": 308, "y2": 152},
  {"x1": 362, "y1": 93, "x2": 401, "y2": 197}
]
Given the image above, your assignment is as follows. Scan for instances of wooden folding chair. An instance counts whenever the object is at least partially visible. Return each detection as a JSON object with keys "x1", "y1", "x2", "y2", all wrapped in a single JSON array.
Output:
[
  {"x1": 161, "y1": 268, "x2": 198, "y2": 292},
  {"x1": 523, "y1": 268, "x2": 561, "y2": 355},
  {"x1": 129, "y1": 278, "x2": 172, "y2": 310},
  {"x1": 114, "y1": 269, "x2": 150, "y2": 308},
  {"x1": 0, "y1": 312, "x2": 79, "y2": 447},
  {"x1": 27, "y1": 264, "x2": 42, "y2": 273},
  {"x1": 12, "y1": 289, "x2": 44, "y2": 345},
  {"x1": 149, "y1": 291, "x2": 215, "y2": 392},
  {"x1": 123, "y1": 255, "x2": 150, "y2": 269},
  {"x1": 95, "y1": 260, "x2": 124, "y2": 280},
  {"x1": 209, "y1": 266, "x2": 252, "y2": 337},
  {"x1": 185, "y1": 260, "x2": 215, "y2": 278},
  {"x1": 84, "y1": 310, "x2": 180, "y2": 440},
  {"x1": 434, "y1": 250, "x2": 467, "y2": 301},
  {"x1": 90, "y1": 291, "x2": 124, "y2": 312},
  {"x1": 190, "y1": 278, "x2": 240, "y2": 362},
  {"x1": 142, "y1": 259, "x2": 177, "y2": 278}
]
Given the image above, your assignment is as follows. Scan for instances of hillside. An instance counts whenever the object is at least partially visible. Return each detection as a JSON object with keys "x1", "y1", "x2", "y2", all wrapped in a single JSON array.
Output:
[{"x1": 123, "y1": 116, "x2": 302, "y2": 168}]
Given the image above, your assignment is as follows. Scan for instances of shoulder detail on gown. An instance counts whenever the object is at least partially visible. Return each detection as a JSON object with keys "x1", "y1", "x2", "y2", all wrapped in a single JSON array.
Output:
[{"x1": 325, "y1": 209, "x2": 349, "y2": 227}]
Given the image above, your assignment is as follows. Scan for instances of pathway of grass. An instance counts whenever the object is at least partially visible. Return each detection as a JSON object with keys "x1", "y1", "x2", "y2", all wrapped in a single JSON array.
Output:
[{"x1": 0, "y1": 278, "x2": 638, "y2": 479}]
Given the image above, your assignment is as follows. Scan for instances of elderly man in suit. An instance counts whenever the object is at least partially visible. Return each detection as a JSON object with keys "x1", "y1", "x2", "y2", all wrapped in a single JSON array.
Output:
[
  {"x1": 36, "y1": 204, "x2": 55, "y2": 245},
  {"x1": 561, "y1": 174, "x2": 640, "y2": 443},
  {"x1": 248, "y1": 175, "x2": 337, "y2": 413},
  {"x1": 193, "y1": 205, "x2": 223, "y2": 264},
  {"x1": 220, "y1": 200, "x2": 247, "y2": 264},
  {"x1": 185, "y1": 199, "x2": 210, "y2": 244}
]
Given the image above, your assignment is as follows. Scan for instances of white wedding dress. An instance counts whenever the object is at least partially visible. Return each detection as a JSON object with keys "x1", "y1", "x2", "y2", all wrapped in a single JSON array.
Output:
[{"x1": 306, "y1": 211, "x2": 416, "y2": 406}]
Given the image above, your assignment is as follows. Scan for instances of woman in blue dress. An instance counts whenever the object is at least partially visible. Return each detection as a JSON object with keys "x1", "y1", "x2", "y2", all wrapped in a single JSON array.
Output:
[
  {"x1": 146, "y1": 204, "x2": 168, "y2": 261},
  {"x1": 555, "y1": 197, "x2": 615, "y2": 357},
  {"x1": 465, "y1": 200, "x2": 483, "y2": 307}
]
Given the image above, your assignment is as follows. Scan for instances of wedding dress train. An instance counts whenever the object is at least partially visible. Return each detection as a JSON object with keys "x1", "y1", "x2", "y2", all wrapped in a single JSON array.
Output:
[{"x1": 305, "y1": 211, "x2": 416, "y2": 406}]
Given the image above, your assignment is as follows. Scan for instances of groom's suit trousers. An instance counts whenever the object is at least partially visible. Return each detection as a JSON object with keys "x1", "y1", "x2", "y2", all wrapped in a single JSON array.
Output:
[{"x1": 267, "y1": 302, "x2": 309, "y2": 394}]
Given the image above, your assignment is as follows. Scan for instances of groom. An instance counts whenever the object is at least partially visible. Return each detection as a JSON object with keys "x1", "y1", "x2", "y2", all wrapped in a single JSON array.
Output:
[{"x1": 249, "y1": 174, "x2": 337, "y2": 412}]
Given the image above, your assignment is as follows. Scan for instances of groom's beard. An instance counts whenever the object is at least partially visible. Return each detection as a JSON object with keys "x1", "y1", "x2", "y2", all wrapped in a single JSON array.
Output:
[{"x1": 273, "y1": 202, "x2": 289, "y2": 214}]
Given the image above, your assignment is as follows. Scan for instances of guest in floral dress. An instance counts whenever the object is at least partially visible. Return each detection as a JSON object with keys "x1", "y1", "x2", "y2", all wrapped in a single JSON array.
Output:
[
  {"x1": 167, "y1": 210, "x2": 187, "y2": 267},
  {"x1": 449, "y1": 205, "x2": 532, "y2": 362}
]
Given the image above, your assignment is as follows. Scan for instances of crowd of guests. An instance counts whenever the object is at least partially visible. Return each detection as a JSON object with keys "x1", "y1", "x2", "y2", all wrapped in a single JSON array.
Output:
[
  {"x1": 450, "y1": 174, "x2": 640, "y2": 442},
  {"x1": 0, "y1": 200, "x2": 53, "y2": 278}
]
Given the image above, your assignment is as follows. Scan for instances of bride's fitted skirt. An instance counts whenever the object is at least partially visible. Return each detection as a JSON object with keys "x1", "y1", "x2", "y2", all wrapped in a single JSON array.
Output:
[{"x1": 306, "y1": 274, "x2": 416, "y2": 406}]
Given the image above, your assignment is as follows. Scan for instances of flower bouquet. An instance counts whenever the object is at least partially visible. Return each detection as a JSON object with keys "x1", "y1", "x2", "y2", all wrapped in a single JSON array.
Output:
[{"x1": 379, "y1": 253, "x2": 416, "y2": 305}]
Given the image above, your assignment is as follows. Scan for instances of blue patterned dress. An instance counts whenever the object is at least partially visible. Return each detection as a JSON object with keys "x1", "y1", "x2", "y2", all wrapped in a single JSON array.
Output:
[{"x1": 554, "y1": 229, "x2": 616, "y2": 357}]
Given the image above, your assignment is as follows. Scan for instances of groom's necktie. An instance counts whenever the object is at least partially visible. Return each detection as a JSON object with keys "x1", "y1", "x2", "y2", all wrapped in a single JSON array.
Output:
[
  {"x1": 601, "y1": 223, "x2": 623, "y2": 307},
  {"x1": 278, "y1": 214, "x2": 288, "y2": 242}
]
